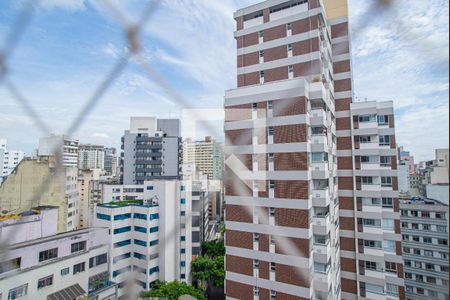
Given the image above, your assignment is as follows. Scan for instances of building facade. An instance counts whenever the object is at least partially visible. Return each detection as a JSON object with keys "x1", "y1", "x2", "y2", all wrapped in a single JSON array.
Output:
[
  {"x1": 0, "y1": 139, "x2": 25, "y2": 184},
  {"x1": 182, "y1": 137, "x2": 224, "y2": 180},
  {"x1": 224, "y1": 0, "x2": 404, "y2": 299},
  {"x1": 0, "y1": 156, "x2": 79, "y2": 232},
  {"x1": 78, "y1": 169, "x2": 104, "y2": 228},
  {"x1": 0, "y1": 227, "x2": 117, "y2": 300},
  {"x1": 121, "y1": 117, "x2": 182, "y2": 184},
  {"x1": 225, "y1": 1, "x2": 340, "y2": 299},
  {"x1": 79, "y1": 144, "x2": 105, "y2": 171},
  {"x1": 104, "y1": 147, "x2": 118, "y2": 177},
  {"x1": 39, "y1": 135, "x2": 79, "y2": 168},
  {"x1": 95, "y1": 180, "x2": 196, "y2": 299},
  {"x1": 400, "y1": 198, "x2": 449, "y2": 300}
]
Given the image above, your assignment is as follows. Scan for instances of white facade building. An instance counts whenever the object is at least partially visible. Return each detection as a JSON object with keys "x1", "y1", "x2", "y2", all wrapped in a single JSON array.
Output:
[
  {"x1": 79, "y1": 145, "x2": 105, "y2": 171},
  {"x1": 0, "y1": 227, "x2": 117, "y2": 300},
  {"x1": 95, "y1": 180, "x2": 195, "y2": 299},
  {"x1": 0, "y1": 139, "x2": 25, "y2": 184},
  {"x1": 39, "y1": 135, "x2": 79, "y2": 168}
]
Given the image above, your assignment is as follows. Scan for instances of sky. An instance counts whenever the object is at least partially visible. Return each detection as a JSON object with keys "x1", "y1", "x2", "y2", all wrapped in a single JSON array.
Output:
[{"x1": 0, "y1": 0, "x2": 448, "y2": 162}]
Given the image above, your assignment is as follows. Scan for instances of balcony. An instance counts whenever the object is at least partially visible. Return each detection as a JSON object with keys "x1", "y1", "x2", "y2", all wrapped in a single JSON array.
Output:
[
  {"x1": 312, "y1": 188, "x2": 330, "y2": 207},
  {"x1": 310, "y1": 109, "x2": 327, "y2": 126},
  {"x1": 361, "y1": 184, "x2": 382, "y2": 191},
  {"x1": 243, "y1": 16, "x2": 263, "y2": 29},
  {"x1": 358, "y1": 121, "x2": 379, "y2": 129},
  {"x1": 359, "y1": 141, "x2": 379, "y2": 150},
  {"x1": 311, "y1": 134, "x2": 328, "y2": 147},
  {"x1": 313, "y1": 214, "x2": 330, "y2": 235},
  {"x1": 270, "y1": 2, "x2": 308, "y2": 21},
  {"x1": 361, "y1": 162, "x2": 382, "y2": 170},
  {"x1": 364, "y1": 247, "x2": 385, "y2": 257}
]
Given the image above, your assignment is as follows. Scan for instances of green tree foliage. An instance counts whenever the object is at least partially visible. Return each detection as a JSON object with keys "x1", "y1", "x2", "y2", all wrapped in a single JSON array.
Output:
[
  {"x1": 191, "y1": 255, "x2": 225, "y2": 288},
  {"x1": 141, "y1": 281, "x2": 205, "y2": 300},
  {"x1": 201, "y1": 240, "x2": 225, "y2": 258}
]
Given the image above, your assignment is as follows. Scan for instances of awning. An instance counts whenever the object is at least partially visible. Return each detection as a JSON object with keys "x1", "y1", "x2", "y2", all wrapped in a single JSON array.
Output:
[{"x1": 47, "y1": 283, "x2": 86, "y2": 300}]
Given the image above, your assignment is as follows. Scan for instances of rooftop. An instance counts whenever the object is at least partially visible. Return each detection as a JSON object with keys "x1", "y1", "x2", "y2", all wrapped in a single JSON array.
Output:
[
  {"x1": 400, "y1": 197, "x2": 448, "y2": 206},
  {"x1": 98, "y1": 199, "x2": 158, "y2": 208}
]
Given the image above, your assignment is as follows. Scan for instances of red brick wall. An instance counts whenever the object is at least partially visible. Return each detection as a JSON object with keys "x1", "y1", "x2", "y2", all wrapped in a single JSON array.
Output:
[
  {"x1": 274, "y1": 180, "x2": 309, "y2": 199},
  {"x1": 225, "y1": 104, "x2": 252, "y2": 122},
  {"x1": 265, "y1": 45, "x2": 288, "y2": 62},
  {"x1": 340, "y1": 237, "x2": 356, "y2": 251},
  {"x1": 226, "y1": 205, "x2": 252, "y2": 223},
  {"x1": 337, "y1": 136, "x2": 352, "y2": 150},
  {"x1": 226, "y1": 280, "x2": 253, "y2": 299},
  {"x1": 339, "y1": 177, "x2": 354, "y2": 190},
  {"x1": 341, "y1": 257, "x2": 357, "y2": 273},
  {"x1": 275, "y1": 237, "x2": 310, "y2": 258},
  {"x1": 238, "y1": 72, "x2": 259, "y2": 87},
  {"x1": 292, "y1": 38, "x2": 319, "y2": 56},
  {"x1": 237, "y1": 51, "x2": 259, "y2": 68},
  {"x1": 274, "y1": 152, "x2": 308, "y2": 171},
  {"x1": 293, "y1": 60, "x2": 320, "y2": 77},
  {"x1": 226, "y1": 230, "x2": 252, "y2": 249},
  {"x1": 275, "y1": 208, "x2": 309, "y2": 228},
  {"x1": 340, "y1": 197, "x2": 355, "y2": 210},
  {"x1": 334, "y1": 60, "x2": 351, "y2": 73},
  {"x1": 276, "y1": 264, "x2": 310, "y2": 287},
  {"x1": 225, "y1": 129, "x2": 252, "y2": 146},
  {"x1": 264, "y1": 24, "x2": 287, "y2": 42},
  {"x1": 336, "y1": 117, "x2": 351, "y2": 130},
  {"x1": 274, "y1": 124, "x2": 308, "y2": 143},
  {"x1": 338, "y1": 156, "x2": 353, "y2": 170},
  {"x1": 272, "y1": 97, "x2": 306, "y2": 117},
  {"x1": 335, "y1": 79, "x2": 352, "y2": 92},
  {"x1": 226, "y1": 255, "x2": 253, "y2": 276},
  {"x1": 335, "y1": 98, "x2": 352, "y2": 111},
  {"x1": 341, "y1": 278, "x2": 357, "y2": 294},
  {"x1": 340, "y1": 217, "x2": 355, "y2": 230}
]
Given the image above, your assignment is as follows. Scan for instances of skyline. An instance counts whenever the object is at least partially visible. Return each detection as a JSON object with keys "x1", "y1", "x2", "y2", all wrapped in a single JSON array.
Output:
[{"x1": 0, "y1": 0, "x2": 448, "y2": 161}]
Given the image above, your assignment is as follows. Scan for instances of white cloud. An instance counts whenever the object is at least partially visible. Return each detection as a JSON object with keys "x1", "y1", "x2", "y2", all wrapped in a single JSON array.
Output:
[{"x1": 38, "y1": 0, "x2": 86, "y2": 11}]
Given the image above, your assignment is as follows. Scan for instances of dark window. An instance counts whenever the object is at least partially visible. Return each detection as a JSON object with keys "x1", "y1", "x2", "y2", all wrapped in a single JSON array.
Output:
[
  {"x1": 73, "y1": 262, "x2": 85, "y2": 274},
  {"x1": 89, "y1": 253, "x2": 107, "y2": 268},
  {"x1": 71, "y1": 241, "x2": 86, "y2": 253},
  {"x1": 39, "y1": 248, "x2": 58, "y2": 262},
  {"x1": 37, "y1": 275, "x2": 53, "y2": 289}
]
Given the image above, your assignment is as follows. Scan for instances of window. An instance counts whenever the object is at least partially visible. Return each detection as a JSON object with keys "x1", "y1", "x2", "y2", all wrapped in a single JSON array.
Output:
[
  {"x1": 150, "y1": 213, "x2": 159, "y2": 220},
  {"x1": 253, "y1": 233, "x2": 260, "y2": 243},
  {"x1": 381, "y1": 177, "x2": 392, "y2": 187},
  {"x1": 424, "y1": 250, "x2": 433, "y2": 257},
  {"x1": 150, "y1": 226, "x2": 159, "y2": 233},
  {"x1": 114, "y1": 239, "x2": 131, "y2": 248},
  {"x1": 149, "y1": 266, "x2": 160, "y2": 274},
  {"x1": 314, "y1": 262, "x2": 328, "y2": 273},
  {"x1": 253, "y1": 287, "x2": 260, "y2": 296},
  {"x1": 259, "y1": 31, "x2": 264, "y2": 38},
  {"x1": 71, "y1": 241, "x2": 86, "y2": 253},
  {"x1": 413, "y1": 249, "x2": 421, "y2": 255},
  {"x1": 134, "y1": 226, "x2": 147, "y2": 233},
  {"x1": 38, "y1": 248, "x2": 58, "y2": 262},
  {"x1": 361, "y1": 155, "x2": 379, "y2": 163},
  {"x1": 270, "y1": 290, "x2": 276, "y2": 300},
  {"x1": 61, "y1": 267, "x2": 70, "y2": 276},
  {"x1": 438, "y1": 239, "x2": 448, "y2": 245},
  {"x1": 426, "y1": 277, "x2": 436, "y2": 284},
  {"x1": 180, "y1": 211, "x2": 186, "y2": 216},
  {"x1": 113, "y1": 252, "x2": 131, "y2": 263},
  {"x1": 412, "y1": 236, "x2": 420, "y2": 242},
  {"x1": 89, "y1": 253, "x2": 107, "y2": 268},
  {"x1": 364, "y1": 240, "x2": 382, "y2": 248},
  {"x1": 384, "y1": 241, "x2": 395, "y2": 252},
  {"x1": 382, "y1": 219, "x2": 394, "y2": 230},
  {"x1": 363, "y1": 219, "x2": 381, "y2": 227},
  {"x1": 311, "y1": 152, "x2": 328, "y2": 162},
  {"x1": 259, "y1": 50, "x2": 264, "y2": 58},
  {"x1": 365, "y1": 261, "x2": 377, "y2": 270},
  {"x1": 288, "y1": 65, "x2": 294, "y2": 73},
  {"x1": 113, "y1": 266, "x2": 131, "y2": 277},
  {"x1": 435, "y1": 212, "x2": 445, "y2": 219},
  {"x1": 134, "y1": 252, "x2": 146, "y2": 260},
  {"x1": 253, "y1": 259, "x2": 259, "y2": 269},
  {"x1": 259, "y1": 71, "x2": 265, "y2": 79},
  {"x1": 269, "y1": 207, "x2": 275, "y2": 217},
  {"x1": 287, "y1": 23, "x2": 292, "y2": 31},
  {"x1": 270, "y1": 262, "x2": 276, "y2": 272},
  {"x1": 150, "y1": 240, "x2": 159, "y2": 247},
  {"x1": 379, "y1": 135, "x2": 391, "y2": 146},
  {"x1": 37, "y1": 275, "x2": 53, "y2": 289},
  {"x1": 380, "y1": 156, "x2": 391, "y2": 166},
  {"x1": 180, "y1": 261, "x2": 186, "y2": 267},
  {"x1": 386, "y1": 283, "x2": 398, "y2": 296},
  {"x1": 362, "y1": 197, "x2": 381, "y2": 206},
  {"x1": 181, "y1": 236, "x2": 186, "y2": 241},
  {"x1": 73, "y1": 262, "x2": 85, "y2": 274},
  {"x1": 114, "y1": 226, "x2": 131, "y2": 234},
  {"x1": 425, "y1": 263, "x2": 434, "y2": 270},
  {"x1": 382, "y1": 198, "x2": 393, "y2": 208},
  {"x1": 423, "y1": 224, "x2": 430, "y2": 231},
  {"x1": 358, "y1": 114, "x2": 376, "y2": 122},
  {"x1": 428, "y1": 290, "x2": 438, "y2": 297},
  {"x1": 361, "y1": 176, "x2": 373, "y2": 184},
  {"x1": 441, "y1": 265, "x2": 449, "y2": 272},
  {"x1": 181, "y1": 198, "x2": 186, "y2": 204},
  {"x1": 437, "y1": 225, "x2": 447, "y2": 232},
  {"x1": 359, "y1": 135, "x2": 372, "y2": 143},
  {"x1": 421, "y1": 211, "x2": 430, "y2": 218},
  {"x1": 147, "y1": 186, "x2": 154, "y2": 190},
  {"x1": 287, "y1": 43, "x2": 293, "y2": 52},
  {"x1": 416, "y1": 288, "x2": 424, "y2": 295},
  {"x1": 366, "y1": 283, "x2": 384, "y2": 294},
  {"x1": 385, "y1": 262, "x2": 396, "y2": 273},
  {"x1": 133, "y1": 213, "x2": 147, "y2": 220},
  {"x1": 423, "y1": 237, "x2": 432, "y2": 244},
  {"x1": 8, "y1": 284, "x2": 28, "y2": 300},
  {"x1": 114, "y1": 213, "x2": 131, "y2": 221},
  {"x1": 314, "y1": 235, "x2": 328, "y2": 245},
  {"x1": 134, "y1": 239, "x2": 147, "y2": 247},
  {"x1": 96, "y1": 213, "x2": 111, "y2": 221},
  {"x1": 377, "y1": 115, "x2": 389, "y2": 125}
]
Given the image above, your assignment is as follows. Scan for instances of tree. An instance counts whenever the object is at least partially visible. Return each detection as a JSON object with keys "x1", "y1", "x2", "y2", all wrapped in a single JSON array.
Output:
[
  {"x1": 201, "y1": 240, "x2": 225, "y2": 258},
  {"x1": 191, "y1": 255, "x2": 224, "y2": 289},
  {"x1": 141, "y1": 281, "x2": 205, "y2": 300}
]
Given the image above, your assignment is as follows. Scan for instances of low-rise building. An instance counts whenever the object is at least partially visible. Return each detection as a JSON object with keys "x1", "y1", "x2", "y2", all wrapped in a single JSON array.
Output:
[
  {"x1": 0, "y1": 226, "x2": 117, "y2": 300},
  {"x1": 400, "y1": 198, "x2": 449, "y2": 300}
]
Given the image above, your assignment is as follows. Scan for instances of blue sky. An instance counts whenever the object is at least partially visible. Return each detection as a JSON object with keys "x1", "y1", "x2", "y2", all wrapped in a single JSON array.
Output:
[{"x1": 0, "y1": 0, "x2": 448, "y2": 162}]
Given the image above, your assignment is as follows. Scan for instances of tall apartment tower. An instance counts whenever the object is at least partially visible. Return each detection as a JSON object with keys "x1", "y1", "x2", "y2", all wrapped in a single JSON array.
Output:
[
  {"x1": 0, "y1": 139, "x2": 25, "y2": 184},
  {"x1": 224, "y1": 0, "x2": 404, "y2": 299},
  {"x1": 121, "y1": 117, "x2": 182, "y2": 184}
]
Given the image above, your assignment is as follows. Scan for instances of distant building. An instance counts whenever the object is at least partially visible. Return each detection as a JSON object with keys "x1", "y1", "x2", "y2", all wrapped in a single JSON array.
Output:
[
  {"x1": 0, "y1": 226, "x2": 117, "y2": 300},
  {"x1": 104, "y1": 147, "x2": 118, "y2": 177},
  {"x1": 78, "y1": 169, "x2": 104, "y2": 228},
  {"x1": 400, "y1": 198, "x2": 449, "y2": 300},
  {"x1": 398, "y1": 161, "x2": 410, "y2": 195},
  {"x1": 121, "y1": 117, "x2": 181, "y2": 184},
  {"x1": 0, "y1": 156, "x2": 79, "y2": 232},
  {"x1": 78, "y1": 144, "x2": 105, "y2": 171},
  {"x1": 182, "y1": 136, "x2": 224, "y2": 180},
  {"x1": 418, "y1": 149, "x2": 449, "y2": 204},
  {"x1": 38, "y1": 135, "x2": 79, "y2": 167},
  {"x1": 0, "y1": 139, "x2": 25, "y2": 184}
]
